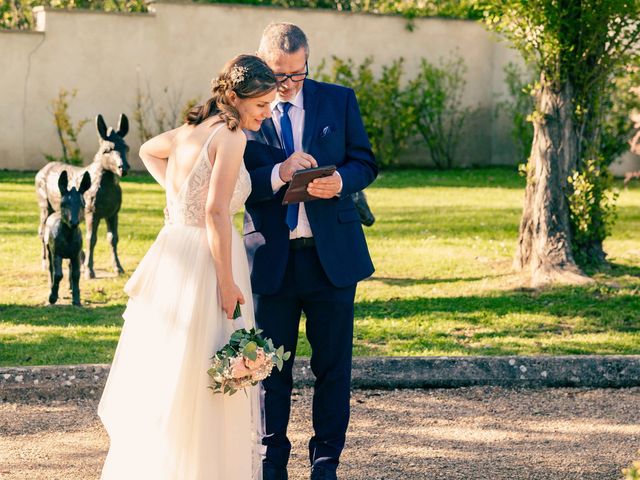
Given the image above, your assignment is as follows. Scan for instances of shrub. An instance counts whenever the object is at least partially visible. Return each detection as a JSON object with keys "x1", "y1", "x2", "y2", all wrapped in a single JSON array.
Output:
[
  {"x1": 1, "y1": 0, "x2": 480, "y2": 30},
  {"x1": 497, "y1": 62, "x2": 535, "y2": 166},
  {"x1": 317, "y1": 55, "x2": 471, "y2": 168},
  {"x1": 1, "y1": 0, "x2": 148, "y2": 30},
  {"x1": 316, "y1": 56, "x2": 415, "y2": 168},
  {"x1": 601, "y1": 65, "x2": 640, "y2": 163},
  {"x1": 133, "y1": 76, "x2": 198, "y2": 143},
  {"x1": 407, "y1": 55, "x2": 470, "y2": 169},
  {"x1": 567, "y1": 159, "x2": 619, "y2": 265},
  {"x1": 45, "y1": 88, "x2": 89, "y2": 166},
  {"x1": 195, "y1": 0, "x2": 482, "y2": 20}
]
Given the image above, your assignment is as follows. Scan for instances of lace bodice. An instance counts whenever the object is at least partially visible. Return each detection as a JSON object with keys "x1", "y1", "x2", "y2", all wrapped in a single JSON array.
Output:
[{"x1": 165, "y1": 125, "x2": 251, "y2": 227}]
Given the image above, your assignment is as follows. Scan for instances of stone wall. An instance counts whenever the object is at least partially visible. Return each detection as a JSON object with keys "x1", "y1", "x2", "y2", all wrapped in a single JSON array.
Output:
[{"x1": 1, "y1": 2, "x2": 638, "y2": 173}]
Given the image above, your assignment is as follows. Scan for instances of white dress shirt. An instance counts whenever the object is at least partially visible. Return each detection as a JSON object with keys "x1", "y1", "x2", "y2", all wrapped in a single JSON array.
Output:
[{"x1": 269, "y1": 90, "x2": 314, "y2": 239}]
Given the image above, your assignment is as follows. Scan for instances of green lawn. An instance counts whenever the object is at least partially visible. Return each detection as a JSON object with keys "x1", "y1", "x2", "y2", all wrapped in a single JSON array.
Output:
[{"x1": 1, "y1": 167, "x2": 639, "y2": 366}]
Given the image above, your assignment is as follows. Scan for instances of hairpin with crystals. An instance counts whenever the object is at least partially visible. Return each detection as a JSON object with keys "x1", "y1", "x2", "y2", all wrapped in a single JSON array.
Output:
[{"x1": 229, "y1": 65, "x2": 249, "y2": 87}]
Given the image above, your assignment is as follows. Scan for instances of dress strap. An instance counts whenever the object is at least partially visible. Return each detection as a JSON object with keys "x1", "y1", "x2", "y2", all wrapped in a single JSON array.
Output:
[{"x1": 203, "y1": 123, "x2": 227, "y2": 166}]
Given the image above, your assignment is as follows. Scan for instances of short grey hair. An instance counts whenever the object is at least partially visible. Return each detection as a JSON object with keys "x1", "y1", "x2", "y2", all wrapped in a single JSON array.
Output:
[{"x1": 257, "y1": 23, "x2": 309, "y2": 61}]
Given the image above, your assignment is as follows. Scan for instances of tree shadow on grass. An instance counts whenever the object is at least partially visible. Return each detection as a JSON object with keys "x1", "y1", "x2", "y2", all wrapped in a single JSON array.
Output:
[
  {"x1": 0, "y1": 332, "x2": 120, "y2": 366},
  {"x1": 367, "y1": 206, "x2": 521, "y2": 240},
  {"x1": 367, "y1": 274, "x2": 511, "y2": 287},
  {"x1": 588, "y1": 262, "x2": 640, "y2": 279},
  {"x1": 356, "y1": 284, "x2": 640, "y2": 322},
  {"x1": 374, "y1": 166, "x2": 525, "y2": 190},
  {"x1": 354, "y1": 283, "x2": 640, "y2": 355},
  {"x1": 0, "y1": 303, "x2": 125, "y2": 327},
  {"x1": 1, "y1": 229, "x2": 39, "y2": 237}
]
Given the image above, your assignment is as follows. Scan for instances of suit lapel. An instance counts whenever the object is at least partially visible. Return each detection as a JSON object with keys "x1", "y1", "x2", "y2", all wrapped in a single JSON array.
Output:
[
  {"x1": 257, "y1": 117, "x2": 285, "y2": 165},
  {"x1": 261, "y1": 118, "x2": 281, "y2": 150},
  {"x1": 302, "y1": 80, "x2": 319, "y2": 154}
]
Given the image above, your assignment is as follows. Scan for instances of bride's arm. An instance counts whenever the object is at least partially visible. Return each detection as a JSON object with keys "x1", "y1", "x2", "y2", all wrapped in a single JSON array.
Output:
[
  {"x1": 205, "y1": 128, "x2": 247, "y2": 319},
  {"x1": 138, "y1": 127, "x2": 180, "y2": 188}
]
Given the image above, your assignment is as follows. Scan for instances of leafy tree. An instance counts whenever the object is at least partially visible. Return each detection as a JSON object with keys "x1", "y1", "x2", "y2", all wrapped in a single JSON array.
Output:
[{"x1": 482, "y1": 0, "x2": 640, "y2": 286}]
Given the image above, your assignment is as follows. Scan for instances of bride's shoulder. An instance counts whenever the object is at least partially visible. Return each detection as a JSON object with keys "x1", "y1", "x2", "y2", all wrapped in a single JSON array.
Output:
[{"x1": 214, "y1": 124, "x2": 247, "y2": 148}]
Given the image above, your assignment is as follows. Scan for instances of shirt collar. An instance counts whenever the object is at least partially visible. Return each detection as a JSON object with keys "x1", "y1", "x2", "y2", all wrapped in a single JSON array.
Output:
[{"x1": 271, "y1": 88, "x2": 304, "y2": 113}]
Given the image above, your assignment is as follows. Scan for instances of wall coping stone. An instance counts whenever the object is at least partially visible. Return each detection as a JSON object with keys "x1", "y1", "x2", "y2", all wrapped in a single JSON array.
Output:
[{"x1": 2, "y1": 355, "x2": 639, "y2": 402}]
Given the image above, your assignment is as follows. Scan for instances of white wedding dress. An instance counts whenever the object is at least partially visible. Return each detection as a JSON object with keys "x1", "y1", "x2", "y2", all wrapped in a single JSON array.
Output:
[{"x1": 98, "y1": 124, "x2": 263, "y2": 480}]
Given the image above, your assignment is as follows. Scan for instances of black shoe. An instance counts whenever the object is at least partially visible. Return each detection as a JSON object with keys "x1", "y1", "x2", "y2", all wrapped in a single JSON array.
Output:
[
  {"x1": 263, "y1": 465, "x2": 288, "y2": 480},
  {"x1": 310, "y1": 467, "x2": 338, "y2": 480}
]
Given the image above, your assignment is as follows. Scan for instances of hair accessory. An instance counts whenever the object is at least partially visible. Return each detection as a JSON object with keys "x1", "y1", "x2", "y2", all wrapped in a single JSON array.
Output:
[
  {"x1": 229, "y1": 65, "x2": 249, "y2": 86},
  {"x1": 211, "y1": 77, "x2": 223, "y2": 92}
]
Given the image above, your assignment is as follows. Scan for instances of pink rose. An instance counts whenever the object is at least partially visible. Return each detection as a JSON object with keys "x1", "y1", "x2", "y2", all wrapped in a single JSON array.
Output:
[
  {"x1": 230, "y1": 356, "x2": 252, "y2": 379},
  {"x1": 244, "y1": 349, "x2": 267, "y2": 371}
]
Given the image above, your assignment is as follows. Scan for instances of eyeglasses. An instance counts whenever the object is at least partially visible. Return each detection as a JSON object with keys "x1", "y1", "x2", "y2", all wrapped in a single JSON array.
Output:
[{"x1": 274, "y1": 62, "x2": 308, "y2": 83}]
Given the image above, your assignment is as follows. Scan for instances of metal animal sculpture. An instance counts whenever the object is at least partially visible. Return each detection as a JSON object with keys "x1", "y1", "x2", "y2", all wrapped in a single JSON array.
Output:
[
  {"x1": 351, "y1": 190, "x2": 375, "y2": 227},
  {"x1": 627, "y1": 110, "x2": 640, "y2": 187},
  {"x1": 44, "y1": 170, "x2": 91, "y2": 306},
  {"x1": 36, "y1": 113, "x2": 130, "y2": 279},
  {"x1": 624, "y1": 171, "x2": 640, "y2": 187}
]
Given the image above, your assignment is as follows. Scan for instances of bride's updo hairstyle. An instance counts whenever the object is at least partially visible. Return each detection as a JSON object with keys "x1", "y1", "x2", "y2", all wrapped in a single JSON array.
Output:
[{"x1": 186, "y1": 54, "x2": 277, "y2": 130}]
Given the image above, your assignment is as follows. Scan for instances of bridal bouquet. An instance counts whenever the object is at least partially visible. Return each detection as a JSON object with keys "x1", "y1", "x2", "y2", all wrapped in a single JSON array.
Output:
[{"x1": 207, "y1": 303, "x2": 291, "y2": 396}]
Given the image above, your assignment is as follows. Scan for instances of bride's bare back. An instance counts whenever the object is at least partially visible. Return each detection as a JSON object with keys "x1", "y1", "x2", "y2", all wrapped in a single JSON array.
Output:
[{"x1": 165, "y1": 119, "x2": 225, "y2": 198}]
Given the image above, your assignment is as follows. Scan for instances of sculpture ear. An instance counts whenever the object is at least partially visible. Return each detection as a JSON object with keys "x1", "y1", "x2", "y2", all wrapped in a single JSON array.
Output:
[
  {"x1": 79, "y1": 171, "x2": 92, "y2": 194},
  {"x1": 96, "y1": 114, "x2": 108, "y2": 140},
  {"x1": 58, "y1": 170, "x2": 69, "y2": 195},
  {"x1": 117, "y1": 113, "x2": 129, "y2": 138}
]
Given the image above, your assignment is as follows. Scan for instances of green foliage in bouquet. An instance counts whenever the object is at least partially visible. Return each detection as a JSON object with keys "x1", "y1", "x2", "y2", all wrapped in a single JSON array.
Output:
[{"x1": 207, "y1": 304, "x2": 291, "y2": 395}]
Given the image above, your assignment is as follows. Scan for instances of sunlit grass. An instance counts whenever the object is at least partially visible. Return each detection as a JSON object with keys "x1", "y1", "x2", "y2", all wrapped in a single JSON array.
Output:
[{"x1": 1, "y1": 167, "x2": 639, "y2": 366}]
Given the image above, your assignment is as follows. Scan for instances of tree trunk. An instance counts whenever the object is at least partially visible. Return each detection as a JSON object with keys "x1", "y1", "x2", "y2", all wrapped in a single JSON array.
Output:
[{"x1": 514, "y1": 74, "x2": 592, "y2": 288}]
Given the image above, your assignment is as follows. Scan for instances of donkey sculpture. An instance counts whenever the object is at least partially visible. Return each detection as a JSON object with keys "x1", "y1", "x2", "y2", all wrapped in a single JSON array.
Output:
[
  {"x1": 44, "y1": 171, "x2": 91, "y2": 306},
  {"x1": 627, "y1": 110, "x2": 640, "y2": 186},
  {"x1": 36, "y1": 113, "x2": 130, "y2": 279},
  {"x1": 351, "y1": 190, "x2": 375, "y2": 227}
]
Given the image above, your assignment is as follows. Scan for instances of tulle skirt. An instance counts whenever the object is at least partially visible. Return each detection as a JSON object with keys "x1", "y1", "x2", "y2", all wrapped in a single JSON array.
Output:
[{"x1": 98, "y1": 223, "x2": 263, "y2": 480}]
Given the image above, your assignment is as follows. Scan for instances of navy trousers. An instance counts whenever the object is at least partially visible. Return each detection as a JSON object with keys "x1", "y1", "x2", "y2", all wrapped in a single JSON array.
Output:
[{"x1": 254, "y1": 245, "x2": 356, "y2": 472}]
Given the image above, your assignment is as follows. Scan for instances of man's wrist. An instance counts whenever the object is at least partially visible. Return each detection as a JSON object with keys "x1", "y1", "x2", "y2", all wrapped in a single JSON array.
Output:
[{"x1": 271, "y1": 163, "x2": 287, "y2": 193}]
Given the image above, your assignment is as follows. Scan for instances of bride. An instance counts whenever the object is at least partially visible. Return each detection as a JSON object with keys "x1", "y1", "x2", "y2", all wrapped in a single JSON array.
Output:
[{"x1": 98, "y1": 54, "x2": 277, "y2": 480}]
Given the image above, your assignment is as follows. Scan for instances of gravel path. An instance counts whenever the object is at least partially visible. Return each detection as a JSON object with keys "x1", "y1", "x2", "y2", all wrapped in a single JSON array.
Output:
[{"x1": 1, "y1": 387, "x2": 639, "y2": 480}]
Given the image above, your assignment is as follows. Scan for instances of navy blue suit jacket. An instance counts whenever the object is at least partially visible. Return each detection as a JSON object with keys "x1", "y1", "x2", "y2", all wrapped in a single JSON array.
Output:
[{"x1": 243, "y1": 79, "x2": 378, "y2": 295}]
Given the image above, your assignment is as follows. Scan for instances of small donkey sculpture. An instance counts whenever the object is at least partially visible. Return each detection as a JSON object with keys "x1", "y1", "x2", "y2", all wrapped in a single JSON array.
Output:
[
  {"x1": 44, "y1": 171, "x2": 91, "y2": 306},
  {"x1": 351, "y1": 190, "x2": 375, "y2": 227},
  {"x1": 36, "y1": 114, "x2": 130, "y2": 279}
]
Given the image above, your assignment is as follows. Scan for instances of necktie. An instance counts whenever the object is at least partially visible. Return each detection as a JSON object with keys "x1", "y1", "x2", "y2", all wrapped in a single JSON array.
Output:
[{"x1": 280, "y1": 102, "x2": 299, "y2": 231}]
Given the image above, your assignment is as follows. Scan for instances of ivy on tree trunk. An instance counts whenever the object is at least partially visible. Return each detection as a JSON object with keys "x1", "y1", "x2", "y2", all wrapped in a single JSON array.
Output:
[{"x1": 515, "y1": 77, "x2": 589, "y2": 286}]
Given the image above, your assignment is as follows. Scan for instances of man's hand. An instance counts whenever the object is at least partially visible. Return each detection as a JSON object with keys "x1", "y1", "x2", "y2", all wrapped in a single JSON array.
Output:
[
  {"x1": 307, "y1": 172, "x2": 342, "y2": 199},
  {"x1": 279, "y1": 152, "x2": 318, "y2": 182}
]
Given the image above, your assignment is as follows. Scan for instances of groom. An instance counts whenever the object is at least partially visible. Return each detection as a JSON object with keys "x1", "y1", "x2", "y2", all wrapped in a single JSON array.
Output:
[{"x1": 243, "y1": 23, "x2": 377, "y2": 480}]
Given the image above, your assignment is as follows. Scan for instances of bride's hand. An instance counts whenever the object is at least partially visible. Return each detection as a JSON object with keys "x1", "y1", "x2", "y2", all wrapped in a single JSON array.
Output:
[{"x1": 219, "y1": 282, "x2": 245, "y2": 320}]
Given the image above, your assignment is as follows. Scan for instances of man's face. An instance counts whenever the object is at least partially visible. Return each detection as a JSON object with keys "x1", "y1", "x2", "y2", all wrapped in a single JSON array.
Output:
[{"x1": 266, "y1": 48, "x2": 307, "y2": 103}]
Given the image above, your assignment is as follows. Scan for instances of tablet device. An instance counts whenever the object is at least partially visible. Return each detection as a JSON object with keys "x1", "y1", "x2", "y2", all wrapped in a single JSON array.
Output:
[{"x1": 282, "y1": 165, "x2": 337, "y2": 205}]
